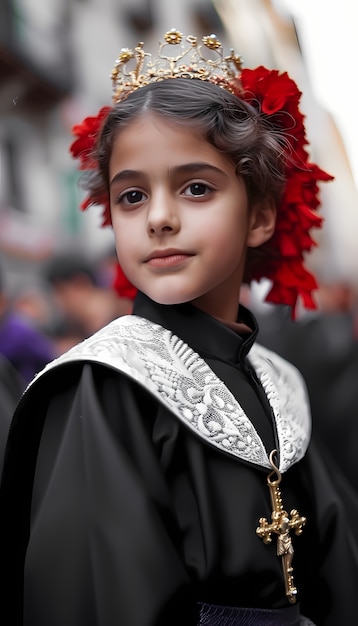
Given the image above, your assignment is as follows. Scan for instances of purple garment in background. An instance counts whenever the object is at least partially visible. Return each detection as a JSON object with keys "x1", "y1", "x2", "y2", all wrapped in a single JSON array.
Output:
[{"x1": 0, "y1": 312, "x2": 55, "y2": 388}]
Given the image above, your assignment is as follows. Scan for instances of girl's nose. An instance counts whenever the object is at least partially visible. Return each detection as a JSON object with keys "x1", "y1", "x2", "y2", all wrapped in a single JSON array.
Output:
[{"x1": 147, "y1": 193, "x2": 180, "y2": 235}]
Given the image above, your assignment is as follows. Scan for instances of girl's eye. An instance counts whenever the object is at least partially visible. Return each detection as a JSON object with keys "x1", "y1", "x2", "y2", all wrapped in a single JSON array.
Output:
[
  {"x1": 183, "y1": 182, "x2": 211, "y2": 197},
  {"x1": 118, "y1": 190, "x2": 146, "y2": 205}
]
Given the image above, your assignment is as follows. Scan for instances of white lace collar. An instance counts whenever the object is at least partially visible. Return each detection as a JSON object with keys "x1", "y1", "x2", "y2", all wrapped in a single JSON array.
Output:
[{"x1": 33, "y1": 315, "x2": 311, "y2": 472}]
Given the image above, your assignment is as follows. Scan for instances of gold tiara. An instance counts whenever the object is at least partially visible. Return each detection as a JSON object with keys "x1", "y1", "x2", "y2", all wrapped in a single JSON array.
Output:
[{"x1": 111, "y1": 28, "x2": 244, "y2": 104}]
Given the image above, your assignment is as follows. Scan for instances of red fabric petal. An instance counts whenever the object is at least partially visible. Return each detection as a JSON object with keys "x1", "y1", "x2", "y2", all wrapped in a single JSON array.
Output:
[
  {"x1": 70, "y1": 106, "x2": 111, "y2": 170},
  {"x1": 113, "y1": 264, "x2": 138, "y2": 300}
]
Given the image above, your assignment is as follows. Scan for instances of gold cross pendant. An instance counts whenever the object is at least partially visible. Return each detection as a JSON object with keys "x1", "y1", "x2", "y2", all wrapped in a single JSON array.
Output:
[{"x1": 256, "y1": 450, "x2": 306, "y2": 604}]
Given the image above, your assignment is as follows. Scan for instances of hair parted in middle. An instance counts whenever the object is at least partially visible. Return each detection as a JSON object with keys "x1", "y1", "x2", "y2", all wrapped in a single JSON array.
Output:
[{"x1": 84, "y1": 79, "x2": 288, "y2": 214}]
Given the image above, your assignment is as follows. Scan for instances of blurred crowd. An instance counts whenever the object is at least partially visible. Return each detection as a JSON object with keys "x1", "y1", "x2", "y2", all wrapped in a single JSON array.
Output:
[
  {"x1": 0, "y1": 253, "x2": 358, "y2": 497},
  {"x1": 0, "y1": 249, "x2": 133, "y2": 471},
  {"x1": 248, "y1": 280, "x2": 358, "y2": 497}
]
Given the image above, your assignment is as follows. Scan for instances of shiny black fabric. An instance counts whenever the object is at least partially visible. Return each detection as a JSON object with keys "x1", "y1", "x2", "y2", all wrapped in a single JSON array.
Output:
[
  {"x1": 1, "y1": 293, "x2": 358, "y2": 625},
  {"x1": 0, "y1": 354, "x2": 22, "y2": 474}
]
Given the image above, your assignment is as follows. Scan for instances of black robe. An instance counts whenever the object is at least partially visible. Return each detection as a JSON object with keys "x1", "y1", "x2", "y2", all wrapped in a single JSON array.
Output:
[
  {"x1": 1, "y1": 292, "x2": 357, "y2": 626},
  {"x1": 0, "y1": 354, "x2": 23, "y2": 474}
]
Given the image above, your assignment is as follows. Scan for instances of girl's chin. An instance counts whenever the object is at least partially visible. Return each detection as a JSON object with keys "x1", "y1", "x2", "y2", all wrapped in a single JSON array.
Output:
[
  {"x1": 146, "y1": 295, "x2": 192, "y2": 306},
  {"x1": 141, "y1": 288, "x2": 196, "y2": 306}
]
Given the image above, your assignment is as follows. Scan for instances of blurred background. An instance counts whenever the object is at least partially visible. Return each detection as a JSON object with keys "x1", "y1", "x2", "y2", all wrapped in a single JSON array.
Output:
[
  {"x1": 1, "y1": 0, "x2": 357, "y2": 289},
  {"x1": 0, "y1": 0, "x2": 358, "y2": 488}
]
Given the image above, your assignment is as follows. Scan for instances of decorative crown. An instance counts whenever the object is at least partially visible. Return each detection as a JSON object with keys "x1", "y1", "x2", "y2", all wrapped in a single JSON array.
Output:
[{"x1": 111, "y1": 28, "x2": 243, "y2": 103}]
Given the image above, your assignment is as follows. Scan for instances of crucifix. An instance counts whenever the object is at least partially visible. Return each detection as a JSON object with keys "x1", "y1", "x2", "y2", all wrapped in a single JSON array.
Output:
[{"x1": 256, "y1": 450, "x2": 306, "y2": 604}]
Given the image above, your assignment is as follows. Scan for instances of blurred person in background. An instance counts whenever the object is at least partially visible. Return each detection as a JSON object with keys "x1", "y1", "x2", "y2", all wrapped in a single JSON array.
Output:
[
  {"x1": 10, "y1": 281, "x2": 53, "y2": 331},
  {"x1": 0, "y1": 266, "x2": 55, "y2": 389},
  {"x1": 47, "y1": 317, "x2": 88, "y2": 357},
  {"x1": 43, "y1": 251, "x2": 134, "y2": 339},
  {"x1": 252, "y1": 280, "x2": 358, "y2": 494}
]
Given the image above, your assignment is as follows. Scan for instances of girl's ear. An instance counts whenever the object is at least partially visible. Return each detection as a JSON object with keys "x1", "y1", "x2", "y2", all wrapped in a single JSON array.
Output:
[{"x1": 246, "y1": 196, "x2": 277, "y2": 248}]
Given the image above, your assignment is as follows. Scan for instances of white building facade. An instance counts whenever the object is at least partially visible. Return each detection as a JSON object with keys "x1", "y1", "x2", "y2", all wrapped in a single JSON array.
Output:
[{"x1": 0, "y1": 0, "x2": 225, "y2": 286}]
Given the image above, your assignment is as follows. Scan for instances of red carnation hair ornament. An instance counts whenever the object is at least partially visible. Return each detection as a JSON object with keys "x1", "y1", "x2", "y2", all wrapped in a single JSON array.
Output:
[{"x1": 70, "y1": 31, "x2": 333, "y2": 317}]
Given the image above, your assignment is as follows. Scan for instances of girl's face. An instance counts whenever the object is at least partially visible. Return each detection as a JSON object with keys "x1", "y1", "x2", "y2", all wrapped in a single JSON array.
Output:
[{"x1": 109, "y1": 113, "x2": 274, "y2": 320}]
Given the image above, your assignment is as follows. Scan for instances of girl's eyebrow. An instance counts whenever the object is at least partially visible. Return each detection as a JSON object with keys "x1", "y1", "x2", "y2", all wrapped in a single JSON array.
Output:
[
  {"x1": 110, "y1": 163, "x2": 227, "y2": 187},
  {"x1": 170, "y1": 162, "x2": 227, "y2": 177},
  {"x1": 110, "y1": 170, "x2": 142, "y2": 186}
]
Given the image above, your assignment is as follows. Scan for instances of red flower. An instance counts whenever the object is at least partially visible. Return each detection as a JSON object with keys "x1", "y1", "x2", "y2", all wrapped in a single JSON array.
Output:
[
  {"x1": 241, "y1": 67, "x2": 301, "y2": 116},
  {"x1": 70, "y1": 106, "x2": 111, "y2": 170},
  {"x1": 113, "y1": 264, "x2": 137, "y2": 300},
  {"x1": 70, "y1": 106, "x2": 112, "y2": 225},
  {"x1": 239, "y1": 66, "x2": 333, "y2": 317}
]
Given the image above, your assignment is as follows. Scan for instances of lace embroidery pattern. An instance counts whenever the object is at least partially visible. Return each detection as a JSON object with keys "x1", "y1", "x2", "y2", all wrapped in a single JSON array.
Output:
[
  {"x1": 248, "y1": 346, "x2": 311, "y2": 472},
  {"x1": 33, "y1": 315, "x2": 311, "y2": 471}
]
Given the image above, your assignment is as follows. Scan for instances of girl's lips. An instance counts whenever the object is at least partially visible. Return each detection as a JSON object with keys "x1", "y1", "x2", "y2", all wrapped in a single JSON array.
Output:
[{"x1": 146, "y1": 253, "x2": 193, "y2": 268}]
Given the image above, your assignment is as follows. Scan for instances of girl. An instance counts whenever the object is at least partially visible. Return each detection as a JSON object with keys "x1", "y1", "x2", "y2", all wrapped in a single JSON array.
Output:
[{"x1": 1, "y1": 30, "x2": 357, "y2": 626}]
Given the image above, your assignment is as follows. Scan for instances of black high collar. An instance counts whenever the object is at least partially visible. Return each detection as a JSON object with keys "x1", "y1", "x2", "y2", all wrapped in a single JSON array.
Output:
[{"x1": 132, "y1": 292, "x2": 258, "y2": 365}]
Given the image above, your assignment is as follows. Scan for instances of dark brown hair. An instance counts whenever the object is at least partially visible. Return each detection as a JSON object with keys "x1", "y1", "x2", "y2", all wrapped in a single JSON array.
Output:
[{"x1": 83, "y1": 78, "x2": 288, "y2": 208}]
